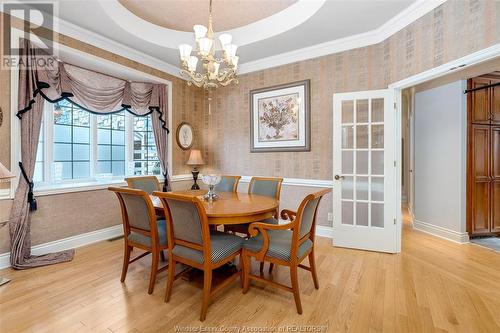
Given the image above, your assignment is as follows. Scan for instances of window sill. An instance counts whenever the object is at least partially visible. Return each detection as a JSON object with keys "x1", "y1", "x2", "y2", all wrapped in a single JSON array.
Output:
[{"x1": 34, "y1": 179, "x2": 129, "y2": 197}]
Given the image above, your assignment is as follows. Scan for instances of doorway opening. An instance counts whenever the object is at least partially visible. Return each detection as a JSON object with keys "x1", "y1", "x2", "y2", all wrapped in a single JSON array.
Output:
[{"x1": 401, "y1": 57, "x2": 500, "y2": 249}]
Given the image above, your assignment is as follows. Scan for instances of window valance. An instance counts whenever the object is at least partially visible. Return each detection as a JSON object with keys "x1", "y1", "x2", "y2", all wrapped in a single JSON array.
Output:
[{"x1": 17, "y1": 38, "x2": 169, "y2": 132}]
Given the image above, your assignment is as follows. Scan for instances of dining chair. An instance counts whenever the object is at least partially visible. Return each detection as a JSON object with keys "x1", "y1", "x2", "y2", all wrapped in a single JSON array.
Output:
[
  {"x1": 125, "y1": 175, "x2": 161, "y2": 194},
  {"x1": 154, "y1": 191, "x2": 243, "y2": 321},
  {"x1": 214, "y1": 175, "x2": 241, "y2": 192},
  {"x1": 108, "y1": 186, "x2": 169, "y2": 294},
  {"x1": 241, "y1": 188, "x2": 331, "y2": 314}
]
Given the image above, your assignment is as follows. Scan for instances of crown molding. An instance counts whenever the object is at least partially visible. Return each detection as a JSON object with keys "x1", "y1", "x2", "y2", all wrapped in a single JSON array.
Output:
[
  {"x1": 2, "y1": 0, "x2": 447, "y2": 78},
  {"x1": 239, "y1": 0, "x2": 447, "y2": 74}
]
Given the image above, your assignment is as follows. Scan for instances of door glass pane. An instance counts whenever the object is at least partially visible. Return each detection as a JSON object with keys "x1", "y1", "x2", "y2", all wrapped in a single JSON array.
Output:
[
  {"x1": 356, "y1": 125, "x2": 368, "y2": 148},
  {"x1": 371, "y1": 203, "x2": 384, "y2": 227},
  {"x1": 342, "y1": 151, "x2": 353, "y2": 174},
  {"x1": 342, "y1": 176, "x2": 354, "y2": 199},
  {"x1": 342, "y1": 126, "x2": 354, "y2": 149},
  {"x1": 371, "y1": 177, "x2": 384, "y2": 201},
  {"x1": 356, "y1": 176, "x2": 369, "y2": 200},
  {"x1": 356, "y1": 99, "x2": 369, "y2": 123},
  {"x1": 356, "y1": 202, "x2": 368, "y2": 226},
  {"x1": 342, "y1": 201, "x2": 353, "y2": 225},
  {"x1": 372, "y1": 124, "x2": 384, "y2": 148},
  {"x1": 356, "y1": 151, "x2": 368, "y2": 175},
  {"x1": 342, "y1": 100, "x2": 354, "y2": 123},
  {"x1": 372, "y1": 151, "x2": 384, "y2": 175},
  {"x1": 371, "y1": 98, "x2": 384, "y2": 122}
]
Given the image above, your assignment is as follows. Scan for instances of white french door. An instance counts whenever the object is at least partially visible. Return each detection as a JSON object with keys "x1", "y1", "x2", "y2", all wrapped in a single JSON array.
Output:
[{"x1": 332, "y1": 89, "x2": 397, "y2": 253}]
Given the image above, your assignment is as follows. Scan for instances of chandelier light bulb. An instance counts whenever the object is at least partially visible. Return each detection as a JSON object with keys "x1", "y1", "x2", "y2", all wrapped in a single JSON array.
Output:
[
  {"x1": 179, "y1": 44, "x2": 193, "y2": 61},
  {"x1": 231, "y1": 56, "x2": 239, "y2": 69},
  {"x1": 218, "y1": 33, "x2": 232, "y2": 48},
  {"x1": 193, "y1": 25, "x2": 208, "y2": 39},
  {"x1": 225, "y1": 44, "x2": 238, "y2": 58},
  {"x1": 198, "y1": 37, "x2": 213, "y2": 56},
  {"x1": 188, "y1": 56, "x2": 198, "y2": 72}
]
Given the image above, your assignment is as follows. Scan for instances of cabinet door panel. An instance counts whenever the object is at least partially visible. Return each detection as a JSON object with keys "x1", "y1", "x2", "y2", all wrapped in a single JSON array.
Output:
[
  {"x1": 470, "y1": 78, "x2": 491, "y2": 124},
  {"x1": 492, "y1": 127, "x2": 500, "y2": 180},
  {"x1": 472, "y1": 126, "x2": 490, "y2": 180},
  {"x1": 472, "y1": 181, "x2": 491, "y2": 234},
  {"x1": 492, "y1": 182, "x2": 500, "y2": 233},
  {"x1": 492, "y1": 83, "x2": 500, "y2": 125}
]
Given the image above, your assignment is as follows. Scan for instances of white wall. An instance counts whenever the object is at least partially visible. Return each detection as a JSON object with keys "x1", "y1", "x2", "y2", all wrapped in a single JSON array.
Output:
[{"x1": 413, "y1": 80, "x2": 468, "y2": 243}]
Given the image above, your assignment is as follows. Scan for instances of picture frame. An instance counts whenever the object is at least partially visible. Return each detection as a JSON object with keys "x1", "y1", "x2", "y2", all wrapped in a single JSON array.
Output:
[
  {"x1": 176, "y1": 122, "x2": 194, "y2": 150},
  {"x1": 250, "y1": 79, "x2": 310, "y2": 152}
]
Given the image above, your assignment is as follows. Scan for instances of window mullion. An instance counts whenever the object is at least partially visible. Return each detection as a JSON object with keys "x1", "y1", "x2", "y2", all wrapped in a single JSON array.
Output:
[
  {"x1": 90, "y1": 113, "x2": 97, "y2": 180},
  {"x1": 125, "y1": 112, "x2": 133, "y2": 176},
  {"x1": 46, "y1": 103, "x2": 54, "y2": 184}
]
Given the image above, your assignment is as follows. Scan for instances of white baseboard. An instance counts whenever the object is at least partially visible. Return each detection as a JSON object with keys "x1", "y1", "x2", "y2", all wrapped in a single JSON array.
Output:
[
  {"x1": 316, "y1": 225, "x2": 334, "y2": 239},
  {"x1": 0, "y1": 225, "x2": 123, "y2": 270},
  {"x1": 413, "y1": 220, "x2": 469, "y2": 244}
]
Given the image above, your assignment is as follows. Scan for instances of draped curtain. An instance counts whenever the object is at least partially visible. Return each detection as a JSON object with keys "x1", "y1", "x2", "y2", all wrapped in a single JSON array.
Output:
[{"x1": 10, "y1": 39, "x2": 171, "y2": 269}]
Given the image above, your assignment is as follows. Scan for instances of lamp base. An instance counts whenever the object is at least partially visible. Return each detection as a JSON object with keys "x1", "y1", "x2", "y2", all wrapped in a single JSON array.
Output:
[{"x1": 191, "y1": 169, "x2": 200, "y2": 190}]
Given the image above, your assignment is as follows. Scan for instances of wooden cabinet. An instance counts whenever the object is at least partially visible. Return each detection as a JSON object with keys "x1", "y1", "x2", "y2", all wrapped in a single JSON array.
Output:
[
  {"x1": 467, "y1": 75, "x2": 500, "y2": 237},
  {"x1": 469, "y1": 78, "x2": 491, "y2": 124},
  {"x1": 492, "y1": 84, "x2": 500, "y2": 125}
]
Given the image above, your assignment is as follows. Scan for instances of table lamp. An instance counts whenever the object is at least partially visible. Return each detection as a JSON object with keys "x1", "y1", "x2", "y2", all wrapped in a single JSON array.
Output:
[
  {"x1": 186, "y1": 149, "x2": 204, "y2": 190},
  {"x1": 0, "y1": 162, "x2": 15, "y2": 286}
]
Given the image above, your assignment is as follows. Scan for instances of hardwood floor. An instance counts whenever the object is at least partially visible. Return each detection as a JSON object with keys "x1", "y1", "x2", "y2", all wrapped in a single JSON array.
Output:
[{"x1": 1, "y1": 212, "x2": 500, "y2": 332}]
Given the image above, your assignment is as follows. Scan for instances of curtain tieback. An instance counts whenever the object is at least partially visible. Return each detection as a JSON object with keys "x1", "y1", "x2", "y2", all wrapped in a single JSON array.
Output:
[
  {"x1": 19, "y1": 161, "x2": 37, "y2": 211},
  {"x1": 163, "y1": 172, "x2": 169, "y2": 192}
]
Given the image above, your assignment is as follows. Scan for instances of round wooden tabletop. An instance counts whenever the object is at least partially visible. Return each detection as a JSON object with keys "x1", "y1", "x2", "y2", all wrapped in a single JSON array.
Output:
[{"x1": 152, "y1": 190, "x2": 278, "y2": 225}]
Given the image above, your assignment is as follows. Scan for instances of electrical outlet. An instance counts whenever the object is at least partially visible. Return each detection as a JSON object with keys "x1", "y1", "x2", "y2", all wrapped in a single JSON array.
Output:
[{"x1": 327, "y1": 213, "x2": 333, "y2": 221}]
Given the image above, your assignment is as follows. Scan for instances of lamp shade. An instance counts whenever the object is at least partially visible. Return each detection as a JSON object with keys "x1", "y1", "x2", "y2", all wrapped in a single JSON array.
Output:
[
  {"x1": 0, "y1": 162, "x2": 15, "y2": 182},
  {"x1": 186, "y1": 149, "x2": 205, "y2": 166}
]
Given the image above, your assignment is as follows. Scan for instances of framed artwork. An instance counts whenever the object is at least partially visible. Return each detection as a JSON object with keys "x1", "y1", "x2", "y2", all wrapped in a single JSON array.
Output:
[
  {"x1": 176, "y1": 122, "x2": 194, "y2": 150},
  {"x1": 250, "y1": 80, "x2": 310, "y2": 152}
]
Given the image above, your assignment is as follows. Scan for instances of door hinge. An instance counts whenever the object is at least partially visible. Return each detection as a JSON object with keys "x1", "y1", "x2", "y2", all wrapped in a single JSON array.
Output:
[
  {"x1": 394, "y1": 102, "x2": 397, "y2": 110},
  {"x1": 394, "y1": 218, "x2": 396, "y2": 225},
  {"x1": 393, "y1": 161, "x2": 396, "y2": 167}
]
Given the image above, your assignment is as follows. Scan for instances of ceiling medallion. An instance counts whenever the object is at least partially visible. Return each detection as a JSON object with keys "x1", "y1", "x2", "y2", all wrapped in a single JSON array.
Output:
[{"x1": 178, "y1": 0, "x2": 239, "y2": 90}]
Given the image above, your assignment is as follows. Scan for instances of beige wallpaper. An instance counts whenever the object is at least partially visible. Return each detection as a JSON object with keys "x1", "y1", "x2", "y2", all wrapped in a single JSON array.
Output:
[{"x1": 204, "y1": 0, "x2": 500, "y2": 180}]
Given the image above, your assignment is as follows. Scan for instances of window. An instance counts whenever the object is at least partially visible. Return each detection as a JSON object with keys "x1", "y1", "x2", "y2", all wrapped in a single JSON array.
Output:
[
  {"x1": 97, "y1": 112, "x2": 126, "y2": 176},
  {"x1": 53, "y1": 101, "x2": 90, "y2": 180},
  {"x1": 133, "y1": 116, "x2": 161, "y2": 175},
  {"x1": 34, "y1": 102, "x2": 162, "y2": 188}
]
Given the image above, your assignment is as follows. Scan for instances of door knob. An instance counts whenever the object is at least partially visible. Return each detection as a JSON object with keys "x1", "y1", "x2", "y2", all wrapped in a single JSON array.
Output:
[{"x1": 334, "y1": 175, "x2": 345, "y2": 180}]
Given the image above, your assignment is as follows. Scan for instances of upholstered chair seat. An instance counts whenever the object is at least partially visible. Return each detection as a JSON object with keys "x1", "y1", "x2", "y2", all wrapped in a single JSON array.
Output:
[
  {"x1": 241, "y1": 189, "x2": 331, "y2": 314},
  {"x1": 154, "y1": 191, "x2": 243, "y2": 321},
  {"x1": 128, "y1": 219, "x2": 168, "y2": 247},
  {"x1": 108, "y1": 187, "x2": 169, "y2": 294},
  {"x1": 243, "y1": 230, "x2": 312, "y2": 261},
  {"x1": 172, "y1": 231, "x2": 243, "y2": 264}
]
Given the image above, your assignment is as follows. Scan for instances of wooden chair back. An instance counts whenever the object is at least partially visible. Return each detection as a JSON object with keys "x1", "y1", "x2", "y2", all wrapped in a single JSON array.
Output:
[
  {"x1": 289, "y1": 189, "x2": 331, "y2": 260},
  {"x1": 125, "y1": 175, "x2": 161, "y2": 195},
  {"x1": 108, "y1": 186, "x2": 160, "y2": 247},
  {"x1": 248, "y1": 177, "x2": 283, "y2": 200},
  {"x1": 154, "y1": 192, "x2": 211, "y2": 264},
  {"x1": 215, "y1": 175, "x2": 241, "y2": 192}
]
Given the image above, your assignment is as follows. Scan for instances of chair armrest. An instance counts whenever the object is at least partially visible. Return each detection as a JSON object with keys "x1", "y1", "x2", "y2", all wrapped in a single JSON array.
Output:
[
  {"x1": 280, "y1": 209, "x2": 297, "y2": 222},
  {"x1": 247, "y1": 221, "x2": 295, "y2": 260}
]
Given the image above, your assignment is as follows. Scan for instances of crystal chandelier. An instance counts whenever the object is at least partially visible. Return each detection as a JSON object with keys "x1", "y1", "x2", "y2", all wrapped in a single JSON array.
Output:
[{"x1": 178, "y1": 0, "x2": 239, "y2": 90}]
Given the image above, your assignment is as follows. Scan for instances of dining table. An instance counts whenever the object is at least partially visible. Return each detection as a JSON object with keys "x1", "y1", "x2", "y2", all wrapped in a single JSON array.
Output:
[{"x1": 151, "y1": 189, "x2": 279, "y2": 225}]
